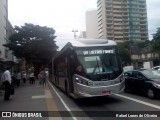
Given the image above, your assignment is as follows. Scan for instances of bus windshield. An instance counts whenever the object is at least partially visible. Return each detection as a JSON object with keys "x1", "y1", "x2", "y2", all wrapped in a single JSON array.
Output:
[
  {"x1": 78, "y1": 54, "x2": 119, "y2": 74},
  {"x1": 76, "y1": 48, "x2": 122, "y2": 80}
]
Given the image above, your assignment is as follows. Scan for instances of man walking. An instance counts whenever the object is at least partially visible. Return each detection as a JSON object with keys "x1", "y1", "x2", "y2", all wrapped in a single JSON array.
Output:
[
  {"x1": 40, "y1": 69, "x2": 47, "y2": 86},
  {"x1": 1, "y1": 67, "x2": 12, "y2": 100}
]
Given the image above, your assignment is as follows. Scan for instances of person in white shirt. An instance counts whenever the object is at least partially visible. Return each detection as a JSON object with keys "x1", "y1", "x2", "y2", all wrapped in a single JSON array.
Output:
[
  {"x1": 29, "y1": 72, "x2": 35, "y2": 84},
  {"x1": 22, "y1": 71, "x2": 26, "y2": 84},
  {"x1": 1, "y1": 67, "x2": 12, "y2": 100}
]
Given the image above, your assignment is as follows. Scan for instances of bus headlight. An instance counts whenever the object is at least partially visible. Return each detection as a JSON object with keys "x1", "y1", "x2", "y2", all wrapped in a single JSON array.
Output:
[{"x1": 75, "y1": 77, "x2": 89, "y2": 86}]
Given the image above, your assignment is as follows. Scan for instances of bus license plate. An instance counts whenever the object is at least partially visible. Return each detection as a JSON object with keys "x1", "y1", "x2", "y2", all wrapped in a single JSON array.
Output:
[{"x1": 102, "y1": 91, "x2": 110, "y2": 95}]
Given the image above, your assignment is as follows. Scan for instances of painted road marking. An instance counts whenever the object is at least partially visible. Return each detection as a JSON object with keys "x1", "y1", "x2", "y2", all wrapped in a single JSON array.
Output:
[
  {"x1": 31, "y1": 90, "x2": 52, "y2": 99},
  {"x1": 45, "y1": 90, "x2": 52, "y2": 98},
  {"x1": 48, "y1": 81, "x2": 77, "y2": 120},
  {"x1": 45, "y1": 84, "x2": 62, "y2": 120},
  {"x1": 115, "y1": 94, "x2": 160, "y2": 110},
  {"x1": 32, "y1": 95, "x2": 45, "y2": 99}
]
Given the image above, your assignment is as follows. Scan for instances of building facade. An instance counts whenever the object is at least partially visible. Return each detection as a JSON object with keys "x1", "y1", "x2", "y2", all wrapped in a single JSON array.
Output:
[
  {"x1": 0, "y1": 0, "x2": 15, "y2": 71},
  {"x1": 131, "y1": 46, "x2": 159, "y2": 69},
  {"x1": 85, "y1": 10, "x2": 99, "y2": 38},
  {"x1": 97, "y1": 0, "x2": 148, "y2": 42}
]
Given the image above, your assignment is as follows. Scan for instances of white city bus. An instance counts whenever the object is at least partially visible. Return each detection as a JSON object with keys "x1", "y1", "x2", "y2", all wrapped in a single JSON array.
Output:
[{"x1": 50, "y1": 39, "x2": 125, "y2": 98}]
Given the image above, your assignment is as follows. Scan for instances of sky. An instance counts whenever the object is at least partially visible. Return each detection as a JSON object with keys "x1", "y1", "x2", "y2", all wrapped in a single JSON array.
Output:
[{"x1": 8, "y1": 0, "x2": 160, "y2": 50}]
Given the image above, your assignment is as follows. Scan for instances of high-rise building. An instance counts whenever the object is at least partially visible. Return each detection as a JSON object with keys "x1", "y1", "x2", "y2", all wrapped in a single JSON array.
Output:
[
  {"x1": 97, "y1": 0, "x2": 148, "y2": 42},
  {"x1": 85, "y1": 10, "x2": 99, "y2": 38}
]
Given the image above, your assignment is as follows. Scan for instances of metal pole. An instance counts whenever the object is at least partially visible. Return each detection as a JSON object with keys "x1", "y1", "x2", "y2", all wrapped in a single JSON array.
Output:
[{"x1": 72, "y1": 29, "x2": 78, "y2": 39}]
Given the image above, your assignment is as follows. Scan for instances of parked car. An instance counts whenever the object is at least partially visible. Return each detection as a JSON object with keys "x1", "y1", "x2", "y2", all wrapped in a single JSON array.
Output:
[
  {"x1": 123, "y1": 69, "x2": 160, "y2": 99},
  {"x1": 152, "y1": 66, "x2": 160, "y2": 70}
]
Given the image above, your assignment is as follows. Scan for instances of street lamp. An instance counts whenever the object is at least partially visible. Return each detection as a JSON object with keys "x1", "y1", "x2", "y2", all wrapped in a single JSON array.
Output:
[{"x1": 72, "y1": 29, "x2": 78, "y2": 39}]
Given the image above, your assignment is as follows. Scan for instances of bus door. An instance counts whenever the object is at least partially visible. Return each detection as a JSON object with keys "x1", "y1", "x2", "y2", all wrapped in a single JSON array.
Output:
[{"x1": 67, "y1": 53, "x2": 77, "y2": 93}]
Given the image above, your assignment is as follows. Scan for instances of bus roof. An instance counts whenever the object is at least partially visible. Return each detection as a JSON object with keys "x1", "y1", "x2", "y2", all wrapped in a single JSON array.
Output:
[
  {"x1": 54, "y1": 39, "x2": 117, "y2": 60},
  {"x1": 69, "y1": 38, "x2": 117, "y2": 47}
]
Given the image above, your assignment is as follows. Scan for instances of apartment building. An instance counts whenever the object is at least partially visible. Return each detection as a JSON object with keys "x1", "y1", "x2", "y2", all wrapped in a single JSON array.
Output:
[
  {"x1": 85, "y1": 10, "x2": 99, "y2": 38},
  {"x1": 97, "y1": 0, "x2": 148, "y2": 42},
  {"x1": 0, "y1": 0, "x2": 15, "y2": 68}
]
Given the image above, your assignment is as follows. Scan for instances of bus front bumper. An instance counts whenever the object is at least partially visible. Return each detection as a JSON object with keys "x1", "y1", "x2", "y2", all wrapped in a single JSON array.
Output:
[{"x1": 74, "y1": 80, "x2": 125, "y2": 98}]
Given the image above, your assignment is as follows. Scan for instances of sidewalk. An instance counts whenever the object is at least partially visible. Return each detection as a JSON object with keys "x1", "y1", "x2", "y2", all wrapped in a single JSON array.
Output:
[{"x1": 0, "y1": 80, "x2": 61, "y2": 120}]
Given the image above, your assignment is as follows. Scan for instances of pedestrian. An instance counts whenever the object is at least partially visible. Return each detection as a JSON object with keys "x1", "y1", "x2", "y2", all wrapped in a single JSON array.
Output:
[
  {"x1": 16, "y1": 72, "x2": 21, "y2": 87},
  {"x1": 0, "y1": 72, "x2": 4, "y2": 93},
  {"x1": 26, "y1": 72, "x2": 30, "y2": 83},
  {"x1": 29, "y1": 72, "x2": 32, "y2": 84},
  {"x1": 41, "y1": 70, "x2": 47, "y2": 86},
  {"x1": 11, "y1": 73, "x2": 16, "y2": 86},
  {"x1": 22, "y1": 71, "x2": 26, "y2": 84},
  {"x1": 38, "y1": 72, "x2": 42, "y2": 85},
  {"x1": 29, "y1": 72, "x2": 35, "y2": 84},
  {"x1": 1, "y1": 67, "x2": 12, "y2": 100}
]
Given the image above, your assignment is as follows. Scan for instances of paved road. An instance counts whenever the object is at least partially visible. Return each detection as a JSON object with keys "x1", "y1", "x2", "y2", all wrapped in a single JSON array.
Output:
[
  {"x1": 47, "y1": 81, "x2": 160, "y2": 120},
  {"x1": 0, "y1": 80, "x2": 160, "y2": 120}
]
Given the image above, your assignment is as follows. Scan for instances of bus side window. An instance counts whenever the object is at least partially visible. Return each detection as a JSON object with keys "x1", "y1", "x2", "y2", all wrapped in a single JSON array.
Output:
[
  {"x1": 70, "y1": 55, "x2": 76, "y2": 73},
  {"x1": 57, "y1": 58, "x2": 68, "y2": 77}
]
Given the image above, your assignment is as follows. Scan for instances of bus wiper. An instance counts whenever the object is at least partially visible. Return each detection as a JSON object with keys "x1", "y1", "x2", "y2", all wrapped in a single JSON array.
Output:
[{"x1": 92, "y1": 57, "x2": 100, "y2": 75}]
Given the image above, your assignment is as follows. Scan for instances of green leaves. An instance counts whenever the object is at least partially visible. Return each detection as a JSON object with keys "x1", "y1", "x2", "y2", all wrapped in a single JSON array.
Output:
[
  {"x1": 117, "y1": 41, "x2": 131, "y2": 65},
  {"x1": 4, "y1": 23, "x2": 58, "y2": 65},
  {"x1": 152, "y1": 28, "x2": 160, "y2": 54}
]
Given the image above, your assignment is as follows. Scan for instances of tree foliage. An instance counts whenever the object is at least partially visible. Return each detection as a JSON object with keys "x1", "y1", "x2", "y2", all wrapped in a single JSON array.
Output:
[
  {"x1": 152, "y1": 28, "x2": 160, "y2": 54},
  {"x1": 136, "y1": 40, "x2": 151, "y2": 48},
  {"x1": 117, "y1": 41, "x2": 131, "y2": 65},
  {"x1": 4, "y1": 23, "x2": 58, "y2": 67}
]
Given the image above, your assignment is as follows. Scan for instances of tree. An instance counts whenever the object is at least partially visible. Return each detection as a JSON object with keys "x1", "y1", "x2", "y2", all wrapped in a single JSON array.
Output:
[
  {"x1": 152, "y1": 28, "x2": 160, "y2": 54},
  {"x1": 4, "y1": 23, "x2": 58, "y2": 72},
  {"x1": 117, "y1": 41, "x2": 131, "y2": 65},
  {"x1": 136, "y1": 40, "x2": 151, "y2": 48}
]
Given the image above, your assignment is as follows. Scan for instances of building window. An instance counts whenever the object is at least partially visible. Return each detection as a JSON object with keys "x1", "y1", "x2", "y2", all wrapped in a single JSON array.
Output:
[
  {"x1": 124, "y1": 38, "x2": 129, "y2": 41},
  {"x1": 107, "y1": 20, "x2": 112, "y2": 23},
  {"x1": 107, "y1": 37, "x2": 113, "y2": 40},
  {"x1": 106, "y1": 7, "x2": 112, "y2": 10},
  {"x1": 124, "y1": 34, "x2": 129, "y2": 36},
  {"x1": 107, "y1": 25, "x2": 112, "y2": 28}
]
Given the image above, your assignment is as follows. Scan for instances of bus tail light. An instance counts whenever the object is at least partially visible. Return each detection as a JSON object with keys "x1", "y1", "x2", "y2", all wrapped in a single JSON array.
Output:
[{"x1": 75, "y1": 77, "x2": 88, "y2": 86}]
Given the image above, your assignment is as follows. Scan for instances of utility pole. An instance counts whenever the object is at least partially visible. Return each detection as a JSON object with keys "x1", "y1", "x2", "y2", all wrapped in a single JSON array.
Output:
[{"x1": 72, "y1": 29, "x2": 78, "y2": 39}]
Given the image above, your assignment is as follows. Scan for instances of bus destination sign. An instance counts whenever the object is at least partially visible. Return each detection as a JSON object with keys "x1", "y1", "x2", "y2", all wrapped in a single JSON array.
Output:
[{"x1": 83, "y1": 49, "x2": 114, "y2": 55}]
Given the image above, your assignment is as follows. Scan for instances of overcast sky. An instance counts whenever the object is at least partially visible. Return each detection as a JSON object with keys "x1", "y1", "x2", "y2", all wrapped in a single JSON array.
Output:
[{"x1": 8, "y1": 0, "x2": 160, "y2": 49}]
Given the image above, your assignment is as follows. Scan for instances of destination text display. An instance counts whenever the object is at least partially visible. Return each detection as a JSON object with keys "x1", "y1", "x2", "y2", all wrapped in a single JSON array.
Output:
[{"x1": 76, "y1": 49, "x2": 115, "y2": 55}]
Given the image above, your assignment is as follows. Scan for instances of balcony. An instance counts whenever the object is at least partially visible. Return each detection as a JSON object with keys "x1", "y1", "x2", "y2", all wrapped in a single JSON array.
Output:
[
  {"x1": 114, "y1": 31, "x2": 123, "y2": 34},
  {"x1": 113, "y1": 1, "x2": 121, "y2": 4}
]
